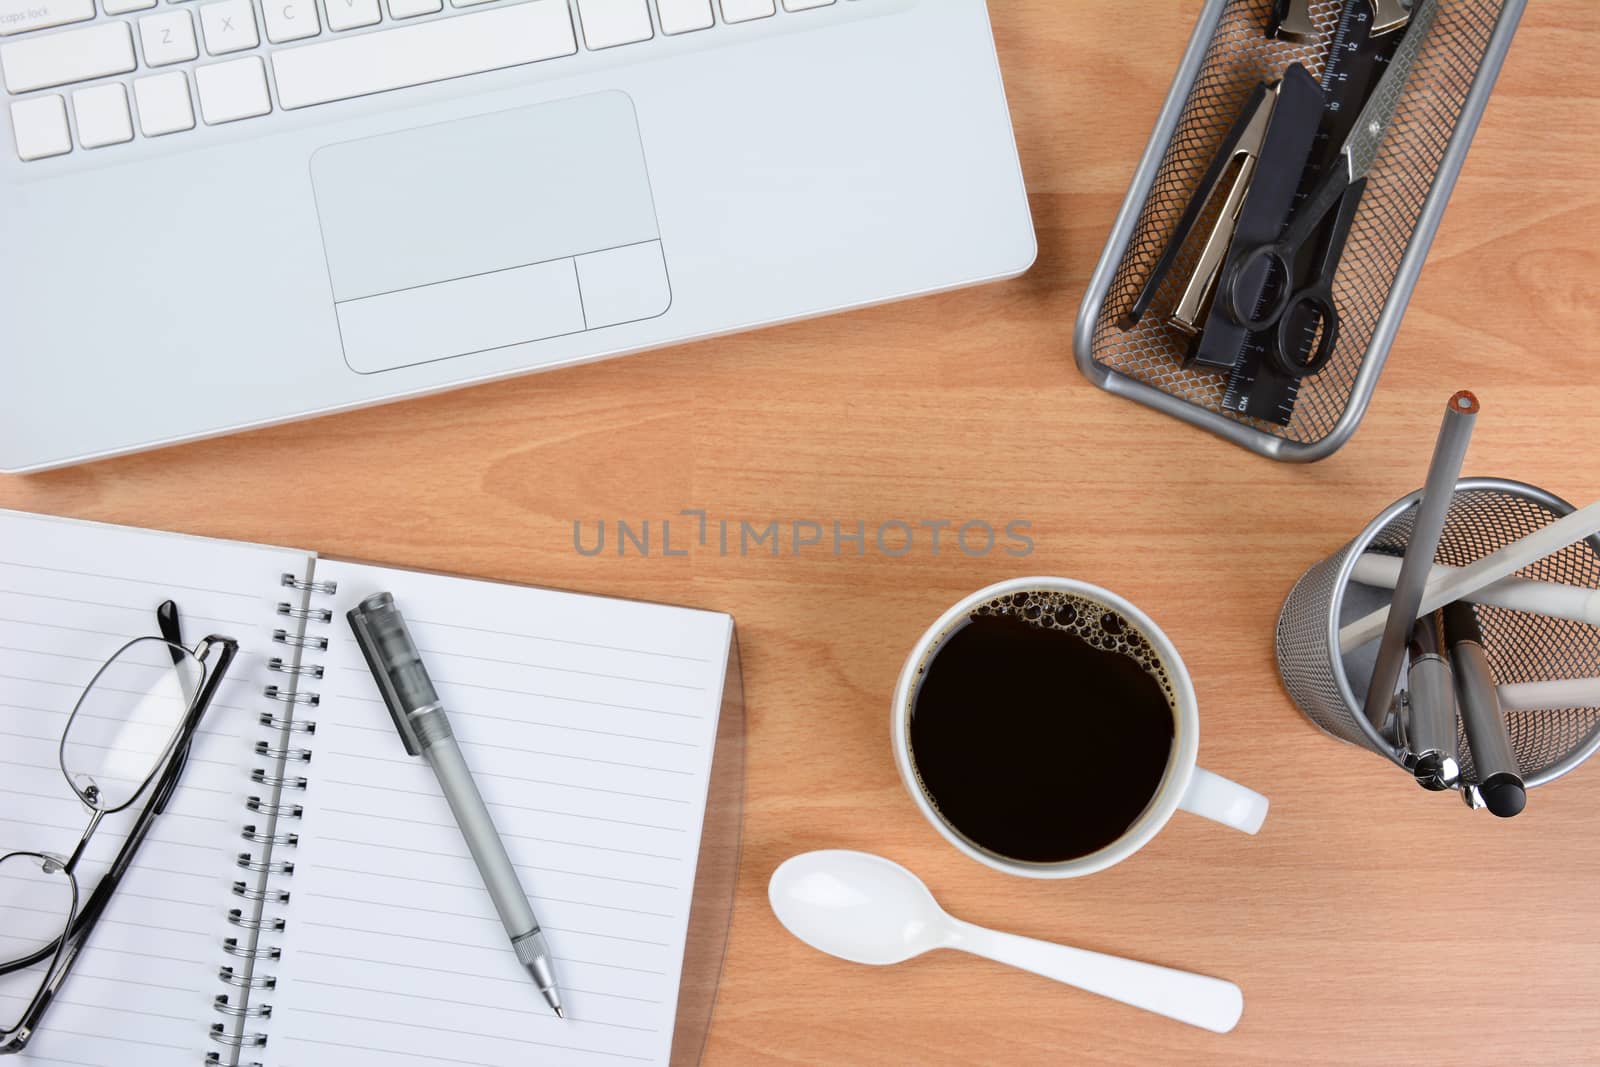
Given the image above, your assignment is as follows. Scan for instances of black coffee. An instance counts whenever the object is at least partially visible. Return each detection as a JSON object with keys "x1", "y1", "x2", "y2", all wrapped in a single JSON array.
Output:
[{"x1": 908, "y1": 591, "x2": 1176, "y2": 864}]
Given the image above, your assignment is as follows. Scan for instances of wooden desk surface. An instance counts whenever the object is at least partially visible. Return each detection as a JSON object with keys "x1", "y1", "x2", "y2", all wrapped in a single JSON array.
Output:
[{"x1": 4, "y1": 2, "x2": 1598, "y2": 1062}]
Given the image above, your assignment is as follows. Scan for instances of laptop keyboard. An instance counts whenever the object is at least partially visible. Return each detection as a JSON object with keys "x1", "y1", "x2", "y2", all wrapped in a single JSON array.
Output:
[{"x1": 1, "y1": 0, "x2": 848, "y2": 161}]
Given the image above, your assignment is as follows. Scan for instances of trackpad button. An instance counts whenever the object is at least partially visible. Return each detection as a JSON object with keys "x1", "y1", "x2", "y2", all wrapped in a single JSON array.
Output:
[
  {"x1": 336, "y1": 260, "x2": 586, "y2": 373},
  {"x1": 577, "y1": 241, "x2": 671, "y2": 329},
  {"x1": 311, "y1": 91, "x2": 670, "y2": 374}
]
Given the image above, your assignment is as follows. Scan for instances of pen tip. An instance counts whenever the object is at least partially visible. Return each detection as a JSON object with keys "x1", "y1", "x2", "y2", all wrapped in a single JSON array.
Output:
[{"x1": 554, "y1": 1006, "x2": 565, "y2": 1020}]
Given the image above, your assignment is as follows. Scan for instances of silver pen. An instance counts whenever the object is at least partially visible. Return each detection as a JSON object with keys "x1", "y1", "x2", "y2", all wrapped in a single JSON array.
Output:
[
  {"x1": 348, "y1": 592, "x2": 565, "y2": 1018},
  {"x1": 1400, "y1": 612, "x2": 1460, "y2": 792}
]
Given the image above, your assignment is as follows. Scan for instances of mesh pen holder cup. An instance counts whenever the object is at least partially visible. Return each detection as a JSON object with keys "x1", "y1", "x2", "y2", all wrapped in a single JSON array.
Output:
[
  {"x1": 1073, "y1": 0, "x2": 1527, "y2": 460},
  {"x1": 1276, "y1": 478, "x2": 1600, "y2": 792}
]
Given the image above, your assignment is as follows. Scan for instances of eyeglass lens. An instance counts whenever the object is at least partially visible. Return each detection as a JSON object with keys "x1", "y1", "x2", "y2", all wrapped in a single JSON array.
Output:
[
  {"x1": 0, "y1": 852, "x2": 76, "y2": 1033},
  {"x1": 61, "y1": 638, "x2": 205, "y2": 813}
]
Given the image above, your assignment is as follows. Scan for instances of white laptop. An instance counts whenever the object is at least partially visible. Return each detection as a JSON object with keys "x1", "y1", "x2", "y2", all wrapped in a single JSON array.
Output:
[{"x1": 0, "y1": 0, "x2": 1035, "y2": 472}]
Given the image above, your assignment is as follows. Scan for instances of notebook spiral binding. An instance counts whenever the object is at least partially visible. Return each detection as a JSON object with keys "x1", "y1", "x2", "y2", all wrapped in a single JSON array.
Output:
[
  {"x1": 267, "y1": 657, "x2": 324, "y2": 679},
  {"x1": 206, "y1": 571, "x2": 334, "y2": 1066}
]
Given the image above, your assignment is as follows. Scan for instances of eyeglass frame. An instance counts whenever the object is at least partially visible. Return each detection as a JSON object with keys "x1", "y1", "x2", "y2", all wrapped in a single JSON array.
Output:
[{"x1": 0, "y1": 600, "x2": 239, "y2": 1054}]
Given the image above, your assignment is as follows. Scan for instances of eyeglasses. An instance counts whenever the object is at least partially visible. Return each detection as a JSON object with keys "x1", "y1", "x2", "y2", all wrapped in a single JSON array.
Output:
[{"x1": 0, "y1": 600, "x2": 238, "y2": 1055}]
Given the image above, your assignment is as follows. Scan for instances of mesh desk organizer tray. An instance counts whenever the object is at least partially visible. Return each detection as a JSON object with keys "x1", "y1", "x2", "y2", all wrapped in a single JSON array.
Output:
[{"x1": 1073, "y1": 0, "x2": 1526, "y2": 461}]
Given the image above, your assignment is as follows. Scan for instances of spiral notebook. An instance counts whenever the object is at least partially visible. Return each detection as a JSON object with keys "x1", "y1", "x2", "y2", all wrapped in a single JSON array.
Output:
[{"x1": 0, "y1": 509, "x2": 739, "y2": 1067}]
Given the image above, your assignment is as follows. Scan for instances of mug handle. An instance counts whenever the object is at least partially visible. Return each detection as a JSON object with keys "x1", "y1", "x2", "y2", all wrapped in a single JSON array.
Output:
[{"x1": 1177, "y1": 767, "x2": 1269, "y2": 834}]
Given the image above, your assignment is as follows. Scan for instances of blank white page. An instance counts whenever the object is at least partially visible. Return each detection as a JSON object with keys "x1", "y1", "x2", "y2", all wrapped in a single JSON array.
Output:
[
  {"x1": 265, "y1": 561, "x2": 733, "y2": 1067},
  {"x1": 0, "y1": 509, "x2": 312, "y2": 1065}
]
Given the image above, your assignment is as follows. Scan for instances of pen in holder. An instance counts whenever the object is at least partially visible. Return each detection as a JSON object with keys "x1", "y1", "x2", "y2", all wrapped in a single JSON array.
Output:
[{"x1": 1276, "y1": 478, "x2": 1600, "y2": 803}]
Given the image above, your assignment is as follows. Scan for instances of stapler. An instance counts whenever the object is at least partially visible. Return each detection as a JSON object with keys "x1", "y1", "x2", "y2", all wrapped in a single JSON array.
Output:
[
  {"x1": 1269, "y1": 0, "x2": 1414, "y2": 41},
  {"x1": 1119, "y1": 81, "x2": 1276, "y2": 332},
  {"x1": 1121, "y1": 64, "x2": 1323, "y2": 374}
]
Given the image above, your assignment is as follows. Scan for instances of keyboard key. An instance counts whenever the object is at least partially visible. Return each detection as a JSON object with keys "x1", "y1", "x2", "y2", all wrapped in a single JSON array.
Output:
[
  {"x1": 72, "y1": 82, "x2": 132, "y2": 147},
  {"x1": 0, "y1": 22, "x2": 133, "y2": 93},
  {"x1": 781, "y1": 0, "x2": 832, "y2": 8},
  {"x1": 719, "y1": 0, "x2": 771, "y2": 21},
  {"x1": 324, "y1": 0, "x2": 378, "y2": 30},
  {"x1": 388, "y1": 0, "x2": 441, "y2": 17},
  {"x1": 139, "y1": 10, "x2": 196, "y2": 66},
  {"x1": 656, "y1": 0, "x2": 711, "y2": 34},
  {"x1": 195, "y1": 54, "x2": 270, "y2": 123},
  {"x1": 134, "y1": 70, "x2": 195, "y2": 134},
  {"x1": 578, "y1": 0, "x2": 651, "y2": 49},
  {"x1": 272, "y1": 0, "x2": 576, "y2": 110},
  {"x1": 9, "y1": 94, "x2": 68, "y2": 160},
  {"x1": 0, "y1": 0, "x2": 93, "y2": 36},
  {"x1": 200, "y1": 0, "x2": 258, "y2": 53},
  {"x1": 448, "y1": 0, "x2": 496, "y2": 7},
  {"x1": 103, "y1": 0, "x2": 158, "y2": 13},
  {"x1": 263, "y1": 0, "x2": 318, "y2": 42}
]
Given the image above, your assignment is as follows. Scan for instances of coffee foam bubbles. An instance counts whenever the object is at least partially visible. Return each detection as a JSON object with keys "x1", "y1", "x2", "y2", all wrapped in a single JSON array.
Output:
[{"x1": 915, "y1": 589, "x2": 1176, "y2": 706}]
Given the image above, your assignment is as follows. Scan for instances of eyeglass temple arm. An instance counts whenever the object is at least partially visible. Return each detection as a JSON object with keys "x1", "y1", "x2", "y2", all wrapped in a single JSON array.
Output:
[
  {"x1": 156, "y1": 599, "x2": 183, "y2": 648},
  {"x1": 152, "y1": 600, "x2": 190, "y2": 816},
  {"x1": 151, "y1": 596, "x2": 237, "y2": 818},
  {"x1": 153, "y1": 635, "x2": 239, "y2": 819}
]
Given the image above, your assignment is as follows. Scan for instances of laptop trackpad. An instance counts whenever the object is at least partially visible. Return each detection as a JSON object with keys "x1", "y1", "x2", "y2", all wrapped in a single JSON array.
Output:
[{"x1": 310, "y1": 91, "x2": 670, "y2": 374}]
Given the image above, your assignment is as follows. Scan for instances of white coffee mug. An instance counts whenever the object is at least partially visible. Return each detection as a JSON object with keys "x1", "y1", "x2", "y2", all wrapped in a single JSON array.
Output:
[{"x1": 890, "y1": 576, "x2": 1268, "y2": 879}]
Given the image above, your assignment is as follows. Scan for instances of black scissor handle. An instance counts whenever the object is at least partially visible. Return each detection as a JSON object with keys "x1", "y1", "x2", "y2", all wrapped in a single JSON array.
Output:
[
  {"x1": 1221, "y1": 166, "x2": 1354, "y2": 331},
  {"x1": 1269, "y1": 286, "x2": 1339, "y2": 378},
  {"x1": 1221, "y1": 240, "x2": 1296, "y2": 330},
  {"x1": 1266, "y1": 177, "x2": 1366, "y2": 376}
]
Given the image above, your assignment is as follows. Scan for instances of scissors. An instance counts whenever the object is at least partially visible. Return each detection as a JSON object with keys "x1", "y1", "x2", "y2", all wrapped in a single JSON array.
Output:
[{"x1": 1220, "y1": 0, "x2": 1438, "y2": 378}]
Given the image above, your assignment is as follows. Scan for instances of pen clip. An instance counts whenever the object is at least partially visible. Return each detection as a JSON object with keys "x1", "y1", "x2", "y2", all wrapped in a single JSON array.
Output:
[{"x1": 348, "y1": 602, "x2": 424, "y2": 757}]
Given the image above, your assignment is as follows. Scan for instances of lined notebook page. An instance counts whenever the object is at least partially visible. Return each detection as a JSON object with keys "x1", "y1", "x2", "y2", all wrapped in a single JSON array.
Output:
[
  {"x1": 0, "y1": 509, "x2": 312, "y2": 1066},
  {"x1": 266, "y1": 561, "x2": 733, "y2": 1067}
]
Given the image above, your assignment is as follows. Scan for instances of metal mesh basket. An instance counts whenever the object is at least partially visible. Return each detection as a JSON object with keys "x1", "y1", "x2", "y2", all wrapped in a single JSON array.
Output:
[
  {"x1": 1276, "y1": 478, "x2": 1600, "y2": 789},
  {"x1": 1073, "y1": 0, "x2": 1526, "y2": 460}
]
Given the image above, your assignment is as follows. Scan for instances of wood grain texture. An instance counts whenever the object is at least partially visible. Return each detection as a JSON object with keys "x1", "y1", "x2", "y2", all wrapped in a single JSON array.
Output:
[{"x1": 4, "y1": 2, "x2": 1599, "y2": 1062}]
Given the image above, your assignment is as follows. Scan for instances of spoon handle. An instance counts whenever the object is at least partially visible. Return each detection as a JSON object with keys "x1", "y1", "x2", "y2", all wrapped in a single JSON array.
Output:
[{"x1": 947, "y1": 920, "x2": 1243, "y2": 1033}]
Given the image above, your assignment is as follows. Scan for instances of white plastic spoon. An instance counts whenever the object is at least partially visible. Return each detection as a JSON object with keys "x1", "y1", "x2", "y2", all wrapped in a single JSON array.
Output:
[{"x1": 768, "y1": 850, "x2": 1243, "y2": 1034}]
